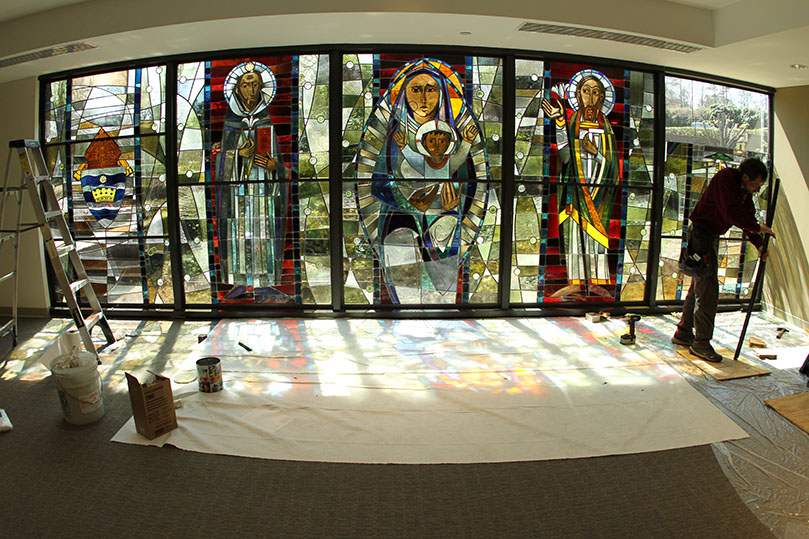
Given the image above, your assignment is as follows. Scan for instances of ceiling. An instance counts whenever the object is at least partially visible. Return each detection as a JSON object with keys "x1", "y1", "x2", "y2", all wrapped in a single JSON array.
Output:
[
  {"x1": 0, "y1": 0, "x2": 807, "y2": 89},
  {"x1": 665, "y1": 0, "x2": 740, "y2": 8},
  {"x1": 0, "y1": 0, "x2": 88, "y2": 24}
]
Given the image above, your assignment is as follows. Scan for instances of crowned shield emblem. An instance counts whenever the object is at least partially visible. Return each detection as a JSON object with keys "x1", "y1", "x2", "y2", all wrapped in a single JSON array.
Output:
[{"x1": 75, "y1": 128, "x2": 132, "y2": 228}]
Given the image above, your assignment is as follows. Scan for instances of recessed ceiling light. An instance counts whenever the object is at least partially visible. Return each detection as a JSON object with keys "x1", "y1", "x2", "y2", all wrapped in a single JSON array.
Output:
[
  {"x1": 790, "y1": 64, "x2": 807, "y2": 69},
  {"x1": 460, "y1": 31, "x2": 472, "y2": 35}
]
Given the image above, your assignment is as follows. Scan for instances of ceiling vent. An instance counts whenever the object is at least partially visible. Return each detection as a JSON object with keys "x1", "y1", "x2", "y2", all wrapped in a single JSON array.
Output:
[
  {"x1": 0, "y1": 42, "x2": 97, "y2": 69},
  {"x1": 518, "y1": 22, "x2": 704, "y2": 54}
]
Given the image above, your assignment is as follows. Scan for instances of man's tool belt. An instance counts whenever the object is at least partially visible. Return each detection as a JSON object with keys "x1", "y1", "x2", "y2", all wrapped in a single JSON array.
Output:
[{"x1": 679, "y1": 224, "x2": 713, "y2": 278}]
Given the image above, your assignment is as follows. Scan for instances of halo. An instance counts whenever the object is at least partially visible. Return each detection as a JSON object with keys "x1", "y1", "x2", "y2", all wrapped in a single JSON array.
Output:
[
  {"x1": 566, "y1": 69, "x2": 615, "y2": 116},
  {"x1": 414, "y1": 119, "x2": 459, "y2": 156},
  {"x1": 223, "y1": 61, "x2": 277, "y2": 114}
]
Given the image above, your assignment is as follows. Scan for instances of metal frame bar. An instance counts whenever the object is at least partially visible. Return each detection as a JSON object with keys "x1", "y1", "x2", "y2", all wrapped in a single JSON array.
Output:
[
  {"x1": 498, "y1": 55, "x2": 516, "y2": 309},
  {"x1": 329, "y1": 51, "x2": 345, "y2": 312},
  {"x1": 645, "y1": 70, "x2": 666, "y2": 307},
  {"x1": 164, "y1": 63, "x2": 186, "y2": 315}
]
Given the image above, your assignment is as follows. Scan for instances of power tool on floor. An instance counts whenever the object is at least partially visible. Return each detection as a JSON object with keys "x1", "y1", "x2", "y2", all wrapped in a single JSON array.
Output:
[{"x1": 620, "y1": 314, "x2": 641, "y2": 345}]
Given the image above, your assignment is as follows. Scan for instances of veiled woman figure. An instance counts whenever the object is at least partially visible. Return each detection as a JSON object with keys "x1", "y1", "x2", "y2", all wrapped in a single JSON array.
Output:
[{"x1": 354, "y1": 58, "x2": 490, "y2": 303}]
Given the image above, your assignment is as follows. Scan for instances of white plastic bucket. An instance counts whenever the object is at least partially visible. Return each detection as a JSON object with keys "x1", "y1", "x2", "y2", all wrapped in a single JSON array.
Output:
[{"x1": 52, "y1": 352, "x2": 105, "y2": 425}]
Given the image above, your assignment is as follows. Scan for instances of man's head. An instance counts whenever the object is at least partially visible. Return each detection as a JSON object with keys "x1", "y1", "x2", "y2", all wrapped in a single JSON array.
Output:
[
  {"x1": 738, "y1": 158, "x2": 768, "y2": 194},
  {"x1": 235, "y1": 71, "x2": 262, "y2": 111},
  {"x1": 576, "y1": 76, "x2": 605, "y2": 122},
  {"x1": 423, "y1": 130, "x2": 451, "y2": 159}
]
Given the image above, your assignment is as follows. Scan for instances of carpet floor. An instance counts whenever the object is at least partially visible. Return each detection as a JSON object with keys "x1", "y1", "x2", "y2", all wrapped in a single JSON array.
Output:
[{"x1": 0, "y1": 318, "x2": 774, "y2": 538}]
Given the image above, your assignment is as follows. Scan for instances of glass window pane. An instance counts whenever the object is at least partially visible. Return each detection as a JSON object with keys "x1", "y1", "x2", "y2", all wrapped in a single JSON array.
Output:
[
  {"x1": 513, "y1": 61, "x2": 655, "y2": 303},
  {"x1": 343, "y1": 181, "x2": 501, "y2": 305},
  {"x1": 665, "y1": 76, "x2": 769, "y2": 155},
  {"x1": 341, "y1": 54, "x2": 502, "y2": 306},
  {"x1": 178, "y1": 56, "x2": 331, "y2": 305}
]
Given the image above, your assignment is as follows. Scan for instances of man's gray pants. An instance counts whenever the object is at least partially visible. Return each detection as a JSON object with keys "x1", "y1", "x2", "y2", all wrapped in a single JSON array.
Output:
[{"x1": 678, "y1": 227, "x2": 719, "y2": 346}]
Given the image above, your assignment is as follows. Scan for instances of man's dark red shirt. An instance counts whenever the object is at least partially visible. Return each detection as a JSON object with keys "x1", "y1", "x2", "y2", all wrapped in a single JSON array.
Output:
[{"x1": 689, "y1": 167, "x2": 764, "y2": 249}]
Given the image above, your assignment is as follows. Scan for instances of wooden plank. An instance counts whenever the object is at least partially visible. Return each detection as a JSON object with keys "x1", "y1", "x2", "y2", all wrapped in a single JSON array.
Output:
[
  {"x1": 676, "y1": 347, "x2": 771, "y2": 380},
  {"x1": 748, "y1": 336, "x2": 766, "y2": 348},
  {"x1": 755, "y1": 348, "x2": 778, "y2": 360},
  {"x1": 765, "y1": 392, "x2": 809, "y2": 435}
]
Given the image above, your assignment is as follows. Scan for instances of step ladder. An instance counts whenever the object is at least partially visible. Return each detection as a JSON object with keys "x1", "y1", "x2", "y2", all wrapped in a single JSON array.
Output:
[
  {"x1": 0, "y1": 145, "x2": 42, "y2": 346},
  {"x1": 2, "y1": 139, "x2": 116, "y2": 360}
]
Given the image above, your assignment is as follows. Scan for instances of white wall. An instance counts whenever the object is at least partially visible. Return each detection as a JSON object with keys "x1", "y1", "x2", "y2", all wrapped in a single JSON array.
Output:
[
  {"x1": 0, "y1": 77, "x2": 50, "y2": 315},
  {"x1": 766, "y1": 86, "x2": 809, "y2": 328}
]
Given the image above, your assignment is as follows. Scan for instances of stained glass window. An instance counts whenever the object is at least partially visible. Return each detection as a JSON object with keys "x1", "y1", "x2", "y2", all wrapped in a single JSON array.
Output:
[
  {"x1": 511, "y1": 61, "x2": 655, "y2": 304},
  {"x1": 43, "y1": 67, "x2": 168, "y2": 306},
  {"x1": 341, "y1": 54, "x2": 503, "y2": 305},
  {"x1": 177, "y1": 55, "x2": 331, "y2": 305},
  {"x1": 39, "y1": 52, "x2": 775, "y2": 314},
  {"x1": 660, "y1": 77, "x2": 771, "y2": 302}
]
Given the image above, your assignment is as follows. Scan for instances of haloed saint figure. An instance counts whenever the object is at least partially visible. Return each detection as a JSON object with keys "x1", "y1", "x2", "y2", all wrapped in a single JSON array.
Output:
[
  {"x1": 216, "y1": 61, "x2": 289, "y2": 302},
  {"x1": 354, "y1": 58, "x2": 490, "y2": 303},
  {"x1": 542, "y1": 70, "x2": 618, "y2": 297}
]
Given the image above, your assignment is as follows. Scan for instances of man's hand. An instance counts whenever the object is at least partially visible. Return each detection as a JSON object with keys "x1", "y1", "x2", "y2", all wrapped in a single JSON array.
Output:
[
  {"x1": 462, "y1": 123, "x2": 479, "y2": 143},
  {"x1": 757, "y1": 244, "x2": 770, "y2": 261},
  {"x1": 541, "y1": 98, "x2": 564, "y2": 120},
  {"x1": 759, "y1": 224, "x2": 775, "y2": 237},
  {"x1": 440, "y1": 182, "x2": 460, "y2": 210},
  {"x1": 393, "y1": 130, "x2": 406, "y2": 149},
  {"x1": 253, "y1": 153, "x2": 276, "y2": 171},
  {"x1": 238, "y1": 138, "x2": 256, "y2": 158},
  {"x1": 582, "y1": 133, "x2": 598, "y2": 155}
]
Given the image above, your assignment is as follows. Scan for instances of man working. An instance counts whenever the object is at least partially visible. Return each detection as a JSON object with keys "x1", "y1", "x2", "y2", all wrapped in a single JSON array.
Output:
[{"x1": 672, "y1": 158, "x2": 774, "y2": 362}]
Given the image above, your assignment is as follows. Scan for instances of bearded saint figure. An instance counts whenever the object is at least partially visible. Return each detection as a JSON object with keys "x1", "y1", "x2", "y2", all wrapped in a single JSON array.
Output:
[
  {"x1": 215, "y1": 61, "x2": 289, "y2": 301},
  {"x1": 542, "y1": 70, "x2": 618, "y2": 298}
]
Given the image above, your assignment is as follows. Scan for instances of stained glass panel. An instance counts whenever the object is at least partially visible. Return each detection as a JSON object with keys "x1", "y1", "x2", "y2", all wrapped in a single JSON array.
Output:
[
  {"x1": 515, "y1": 59, "x2": 545, "y2": 180},
  {"x1": 177, "y1": 55, "x2": 330, "y2": 305},
  {"x1": 69, "y1": 67, "x2": 165, "y2": 141},
  {"x1": 343, "y1": 181, "x2": 500, "y2": 305},
  {"x1": 44, "y1": 80, "x2": 68, "y2": 144},
  {"x1": 341, "y1": 54, "x2": 502, "y2": 305},
  {"x1": 46, "y1": 65, "x2": 167, "y2": 307},
  {"x1": 39, "y1": 54, "x2": 775, "y2": 314},
  {"x1": 512, "y1": 61, "x2": 654, "y2": 303}
]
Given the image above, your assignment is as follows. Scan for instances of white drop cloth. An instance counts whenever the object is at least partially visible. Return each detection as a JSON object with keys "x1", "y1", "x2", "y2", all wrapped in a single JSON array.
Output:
[{"x1": 112, "y1": 318, "x2": 749, "y2": 463}]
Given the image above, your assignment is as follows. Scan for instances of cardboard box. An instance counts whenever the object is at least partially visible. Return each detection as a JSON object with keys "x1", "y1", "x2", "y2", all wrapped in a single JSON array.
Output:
[{"x1": 125, "y1": 371, "x2": 178, "y2": 440}]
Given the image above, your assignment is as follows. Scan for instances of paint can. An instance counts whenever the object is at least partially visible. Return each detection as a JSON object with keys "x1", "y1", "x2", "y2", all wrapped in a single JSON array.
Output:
[{"x1": 196, "y1": 356, "x2": 223, "y2": 393}]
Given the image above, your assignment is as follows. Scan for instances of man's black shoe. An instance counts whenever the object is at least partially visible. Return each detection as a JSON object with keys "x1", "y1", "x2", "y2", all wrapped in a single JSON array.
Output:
[
  {"x1": 689, "y1": 344, "x2": 723, "y2": 362},
  {"x1": 671, "y1": 330, "x2": 694, "y2": 347}
]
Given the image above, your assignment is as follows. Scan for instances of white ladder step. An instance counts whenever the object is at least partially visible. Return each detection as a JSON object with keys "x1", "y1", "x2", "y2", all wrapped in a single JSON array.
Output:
[
  {"x1": 69, "y1": 279, "x2": 90, "y2": 293},
  {"x1": 33, "y1": 175, "x2": 50, "y2": 184},
  {"x1": 0, "y1": 233, "x2": 16, "y2": 245},
  {"x1": 44, "y1": 210, "x2": 63, "y2": 221},
  {"x1": 55, "y1": 243, "x2": 75, "y2": 257},
  {"x1": 0, "y1": 319, "x2": 14, "y2": 337},
  {"x1": 83, "y1": 311, "x2": 104, "y2": 330}
]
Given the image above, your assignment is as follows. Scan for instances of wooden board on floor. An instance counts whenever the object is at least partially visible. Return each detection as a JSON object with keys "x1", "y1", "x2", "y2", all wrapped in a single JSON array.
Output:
[
  {"x1": 676, "y1": 347, "x2": 771, "y2": 380},
  {"x1": 765, "y1": 392, "x2": 809, "y2": 435}
]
